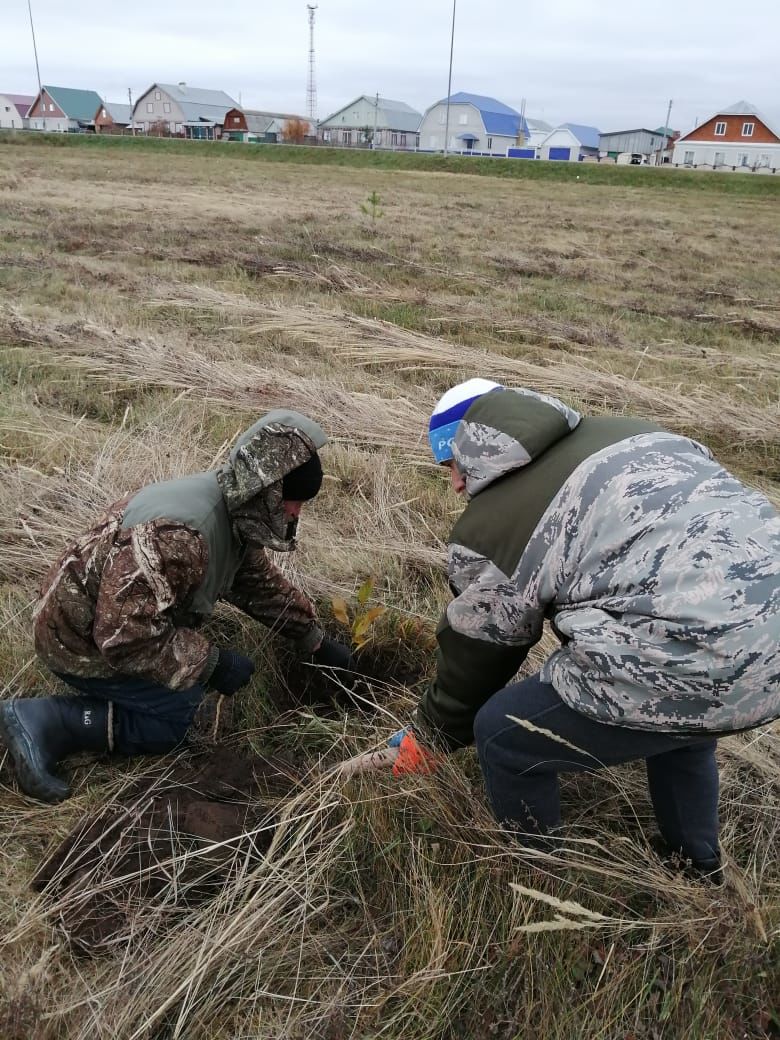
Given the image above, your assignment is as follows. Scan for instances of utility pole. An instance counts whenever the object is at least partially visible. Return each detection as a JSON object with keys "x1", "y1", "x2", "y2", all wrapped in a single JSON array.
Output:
[
  {"x1": 373, "y1": 91, "x2": 379, "y2": 149},
  {"x1": 128, "y1": 86, "x2": 134, "y2": 135},
  {"x1": 443, "y1": 0, "x2": 457, "y2": 155},
  {"x1": 306, "y1": 4, "x2": 318, "y2": 126},
  {"x1": 27, "y1": 0, "x2": 44, "y2": 132},
  {"x1": 657, "y1": 98, "x2": 673, "y2": 166}
]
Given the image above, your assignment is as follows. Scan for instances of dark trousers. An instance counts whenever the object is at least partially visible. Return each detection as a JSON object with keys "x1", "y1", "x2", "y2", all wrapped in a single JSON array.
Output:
[
  {"x1": 58, "y1": 673, "x2": 205, "y2": 756},
  {"x1": 473, "y1": 673, "x2": 720, "y2": 866}
]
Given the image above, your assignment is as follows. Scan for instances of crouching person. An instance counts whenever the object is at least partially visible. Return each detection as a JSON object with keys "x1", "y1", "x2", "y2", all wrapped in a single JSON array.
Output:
[
  {"x1": 387, "y1": 380, "x2": 780, "y2": 877},
  {"x1": 0, "y1": 410, "x2": 353, "y2": 803}
]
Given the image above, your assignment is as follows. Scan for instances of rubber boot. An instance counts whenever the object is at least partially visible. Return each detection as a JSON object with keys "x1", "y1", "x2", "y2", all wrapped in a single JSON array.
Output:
[
  {"x1": 0, "y1": 696, "x2": 111, "y2": 803},
  {"x1": 650, "y1": 835, "x2": 723, "y2": 886}
]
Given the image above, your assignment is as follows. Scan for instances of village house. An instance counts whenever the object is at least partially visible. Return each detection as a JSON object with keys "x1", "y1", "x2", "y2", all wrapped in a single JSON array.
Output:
[
  {"x1": 536, "y1": 123, "x2": 600, "y2": 162},
  {"x1": 318, "y1": 95, "x2": 421, "y2": 148},
  {"x1": 222, "y1": 108, "x2": 305, "y2": 143},
  {"x1": 0, "y1": 93, "x2": 34, "y2": 130},
  {"x1": 132, "y1": 83, "x2": 238, "y2": 139},
  {"x1": 95, "y1": 101, "x2": 133, "y2": 134},
  {"x1": 27, "y1": 86, "x2": 103, "y2": 132},
  {"x1": 599, "y1": 127, "x2": 679, "y2": 164},
  {"x1": 672, "y1": 101, "x2": 780, "y2": 172},
  {"x1": 418, "y1": 92, "x2": 527, "y2": 154}
]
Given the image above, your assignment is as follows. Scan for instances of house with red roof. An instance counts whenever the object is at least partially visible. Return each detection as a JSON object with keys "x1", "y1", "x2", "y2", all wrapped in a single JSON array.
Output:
[
  {"x1": 0, "y1": 93, "x2": 34, "y2": 130},
  {"x1": 672, "y1": 101, "x2": 780, "y2": 172}
]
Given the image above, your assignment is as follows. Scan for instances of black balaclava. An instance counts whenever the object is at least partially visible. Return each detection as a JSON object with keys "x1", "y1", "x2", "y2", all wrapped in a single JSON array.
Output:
[{"x1": 282, "y1": 454, "x2": 323, "y2": 502}]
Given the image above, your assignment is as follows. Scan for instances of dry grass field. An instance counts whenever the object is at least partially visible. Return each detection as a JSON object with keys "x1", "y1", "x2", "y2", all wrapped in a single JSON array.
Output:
[{"x1": 0, "y1": 138, "x2": 778, "y2": 1039}]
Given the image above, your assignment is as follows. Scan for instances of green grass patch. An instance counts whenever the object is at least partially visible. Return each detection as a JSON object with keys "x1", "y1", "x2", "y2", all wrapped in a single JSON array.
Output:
[{"x1": 3, "y1": 129, "x2": 780, "y2": 196}]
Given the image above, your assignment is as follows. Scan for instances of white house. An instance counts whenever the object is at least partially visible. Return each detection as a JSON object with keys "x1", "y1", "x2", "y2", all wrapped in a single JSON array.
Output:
[
  {"x1": 132, "y1": 83, "x2": 238, "y2": 138},
  {"x1": 318, "y1": 95, "x2": 421, "y2": 148},
  {"x1": 418, "y1": 92, "x2": 528, "y2": 154},
  {"x1": 538, "y1": 123, "x2": 600, "y2": 162},
  {"x1": 0, "y1": 93, "x2": 34, "y2": 129},
  {"x1": 672, "y1": 101, "x2": 780, "y2": 172}
]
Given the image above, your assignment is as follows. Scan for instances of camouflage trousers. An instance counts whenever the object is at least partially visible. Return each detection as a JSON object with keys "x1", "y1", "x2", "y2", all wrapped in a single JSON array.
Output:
[{"x1": 473, "y1": 673, "x2": 720, "y2": 867}]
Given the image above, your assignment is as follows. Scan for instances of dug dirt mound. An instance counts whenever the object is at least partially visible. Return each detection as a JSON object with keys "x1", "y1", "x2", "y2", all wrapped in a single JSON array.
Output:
[{"x1": 33, "y1": 747, "x2": 301, "y2": 954}]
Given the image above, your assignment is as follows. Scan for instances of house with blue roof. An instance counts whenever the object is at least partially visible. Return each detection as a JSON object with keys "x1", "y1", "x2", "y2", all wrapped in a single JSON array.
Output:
[
  {"x1": 418, "y1": 92, "x2": 529, "y2": 154},
  {"x1": 538, "y1": 122, "x2": 601, "y2": 162}
]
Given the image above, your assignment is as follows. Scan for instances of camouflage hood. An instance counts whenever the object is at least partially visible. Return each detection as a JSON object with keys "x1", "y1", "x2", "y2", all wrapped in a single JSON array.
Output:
[
  {"x1": 452, "y1": 388, "x2": 581, "y2": 498},
  {"x1": 217, "y1": 409, "x2": 327, "y2": 551}
]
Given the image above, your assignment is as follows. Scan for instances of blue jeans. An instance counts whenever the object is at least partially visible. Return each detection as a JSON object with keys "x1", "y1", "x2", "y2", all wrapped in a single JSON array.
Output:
[
  {"x1": 473, "y1": 673, "x2": 720, "y2": 865},
  {"x1": 57, "y1": 673, "x2": 205, "y2": 756}
]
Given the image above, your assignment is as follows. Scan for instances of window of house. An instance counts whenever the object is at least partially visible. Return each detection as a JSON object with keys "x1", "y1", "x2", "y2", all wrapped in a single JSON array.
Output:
[
  {"x1": 439, "y1": 111, "x2": 446, "y2": 125},
  {"x1": 415, "y1": 134, "x2": 420, "y2": 148},
  {"x1": 233, "y1": 116, "x2": 240, "y2": 124},
  {"x1": 742, "y1": 122, "x2": 754, "y2": 136},
  {"x1": 101, "y1": 108, "x2": 106, "y2": 118},
  {"x1": 400, "y1": 133, "x2": 406, "y2": 147},
  {"x1": 146, "y1": 102, "x2": 154, "y2": 113},
  {"x1": 737, "y1": 152, "x2": 750, "y2": 167},
  {"x1": 487, "y1": 136, "x2": 493, "y2": 149},
  {"x1": 155, "y1": 91, "x2": 161, "y2": 100},
  {"x1": 714, "y1": 151, "x2": 725, "y2": 167},
  {"x1": 163, "y1": 102, "x2": 171, "y2": 114},
  {"x1": 714, "y1": 121, "x2": 726, "y2": 136},
  {"x1": 459, "y1": 113, "x2": 468, "y2": 125},
  {"x1": 392, "y1": 132, "x2": 398, "y2": 146},
  {"x1": 342, "y1": 130, "x2": 352, "y2": 144},
  {"x1": 758, "y1": 153, "x2": 770, "y2": 167},
  {"x1": 684, "y1": 150, "x2": 695, "y2": 164}
]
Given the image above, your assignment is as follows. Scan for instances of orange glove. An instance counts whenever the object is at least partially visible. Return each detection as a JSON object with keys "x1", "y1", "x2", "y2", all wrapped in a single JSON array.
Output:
[{"x1": 389, "y1": 729, "x2": 440, "y2": 777}]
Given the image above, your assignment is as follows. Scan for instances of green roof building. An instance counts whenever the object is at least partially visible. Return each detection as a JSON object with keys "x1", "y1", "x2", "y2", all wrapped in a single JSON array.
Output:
[{"x1": 28, "y1": 85, "x2": 103, "y2": 132}]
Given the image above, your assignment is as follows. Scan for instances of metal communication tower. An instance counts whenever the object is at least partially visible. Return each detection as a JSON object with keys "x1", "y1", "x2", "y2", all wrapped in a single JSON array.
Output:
[{"x1": 306, "y1": 4, "x2": 318, "y2": 124}]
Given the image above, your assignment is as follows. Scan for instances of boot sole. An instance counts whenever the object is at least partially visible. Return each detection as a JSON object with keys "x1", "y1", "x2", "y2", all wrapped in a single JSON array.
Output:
[{"x1": 0, "y1": 701, "x2": 70, "y2": 803}]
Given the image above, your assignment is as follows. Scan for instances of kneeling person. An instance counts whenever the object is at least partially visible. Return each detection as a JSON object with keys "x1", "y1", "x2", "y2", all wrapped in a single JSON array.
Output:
[{"x1": 1, "y1": 410, "x2": 352, "y2": 802}]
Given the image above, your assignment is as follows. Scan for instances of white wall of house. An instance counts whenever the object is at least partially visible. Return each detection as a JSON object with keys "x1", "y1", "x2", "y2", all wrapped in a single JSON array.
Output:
[
  {"x1": 525, "y1": 126, "x2": 549, "y2": 149},
  {"x1": 0, "y1": 96, "x2": 29, "y2": 129},
  {"x1": 133, "y1": 87, "x2": 186, "y2": 134},
  {"x1": 418, "y1": 102, "x2": 514, "y2": 153},
  {"x1": 538, "y1": 127, "x2": 582, "y2": 161},
  {"x1": 672, "y1": 140, "x2": 780, "y2": 170},
  {"x1": 28, "y1": 115, "x2": 73, "y2": 131}
]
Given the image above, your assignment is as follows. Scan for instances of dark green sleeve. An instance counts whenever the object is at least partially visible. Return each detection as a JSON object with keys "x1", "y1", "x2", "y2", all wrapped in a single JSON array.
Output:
[{"x1": 415, "y1": 614, "x2": 531, "y2": 751}]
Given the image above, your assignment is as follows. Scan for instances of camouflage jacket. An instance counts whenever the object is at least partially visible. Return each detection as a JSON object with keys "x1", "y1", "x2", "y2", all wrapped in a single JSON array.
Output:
[
  {"x1": 417, "y1": 389, "x2": 780, "y2": 748},
  {"x1": 33, "y1": 411, "x2": 327, "y2": 690}
]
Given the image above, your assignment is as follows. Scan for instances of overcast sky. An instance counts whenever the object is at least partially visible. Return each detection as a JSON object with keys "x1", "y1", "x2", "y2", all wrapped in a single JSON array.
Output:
[{"x1": 4, "y1": 0, "x2": 778, "y2": 131}]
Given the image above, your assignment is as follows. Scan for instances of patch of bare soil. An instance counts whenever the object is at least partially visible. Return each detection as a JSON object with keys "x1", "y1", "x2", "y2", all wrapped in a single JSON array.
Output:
[
  {"x1": 268, "y1": 642, "x2": 427, "y2": 717},
  {"x1": 32, "y1": 746, "x2": 301, "y2": 955}
]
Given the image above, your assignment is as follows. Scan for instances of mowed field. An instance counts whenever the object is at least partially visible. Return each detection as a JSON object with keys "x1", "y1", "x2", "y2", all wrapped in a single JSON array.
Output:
[{"x1": 0, "y1": 138, "x2": 779, "y2": 1039}]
